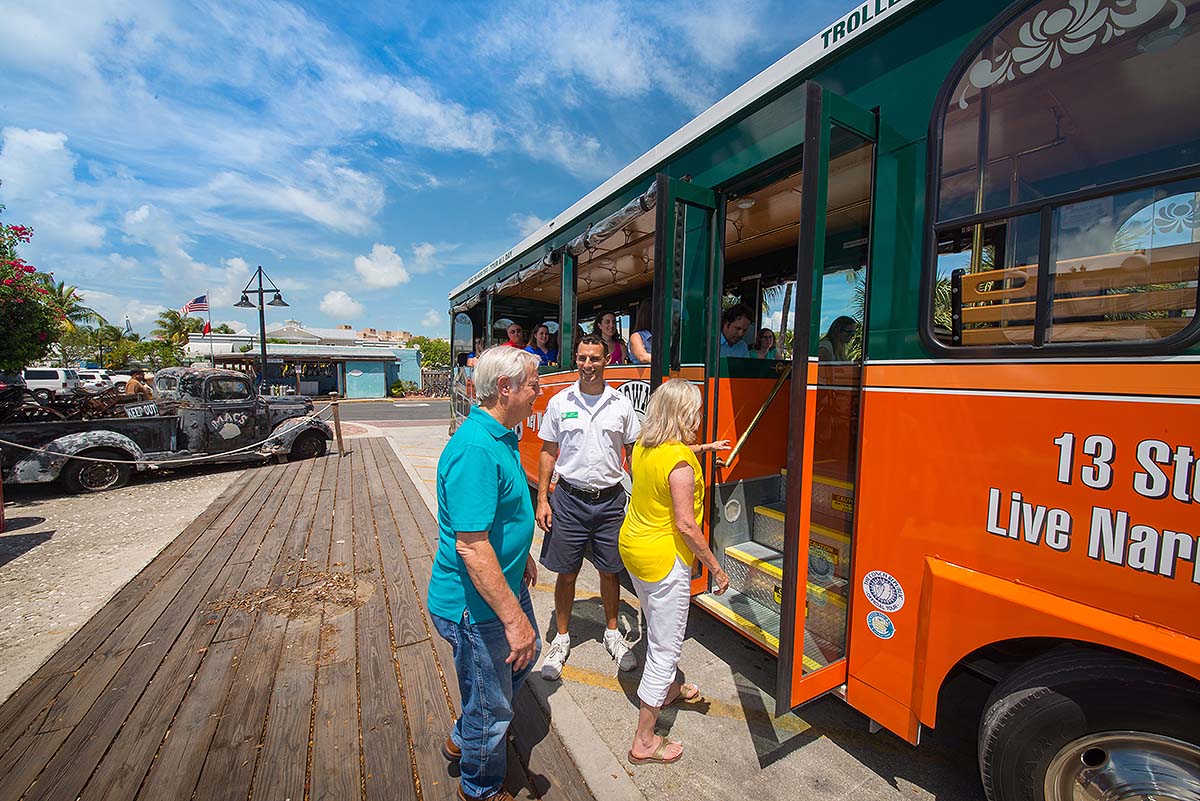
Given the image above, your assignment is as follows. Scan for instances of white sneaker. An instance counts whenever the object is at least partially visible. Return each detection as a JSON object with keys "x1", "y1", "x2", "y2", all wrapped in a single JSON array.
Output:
[
  {"x1": 604, "y1": 630, "x2": 637, "y2": 672},
  {"x1": 541, "y1": 636, "x2": 570, "y2": 680}
]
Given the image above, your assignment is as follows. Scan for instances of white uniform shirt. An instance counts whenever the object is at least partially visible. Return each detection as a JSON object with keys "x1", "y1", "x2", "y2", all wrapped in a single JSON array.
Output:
[{"x1": 539, "y1": 382, "x2": 641, "y2": 491}]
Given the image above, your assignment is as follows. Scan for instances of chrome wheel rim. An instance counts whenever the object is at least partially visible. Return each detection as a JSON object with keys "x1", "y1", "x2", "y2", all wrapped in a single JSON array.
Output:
[
  {"x1": 1044, "y1": 731, "x2": 1200, "y2": 801},
  {"x1": 79, "y1": 462, "x2": 120, "y2": 490}
]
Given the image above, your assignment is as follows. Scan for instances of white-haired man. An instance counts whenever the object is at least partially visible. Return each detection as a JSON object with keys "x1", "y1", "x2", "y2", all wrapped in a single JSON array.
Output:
[{"x1": 428, "y1": 345, "x2": 542, "y2": 801}]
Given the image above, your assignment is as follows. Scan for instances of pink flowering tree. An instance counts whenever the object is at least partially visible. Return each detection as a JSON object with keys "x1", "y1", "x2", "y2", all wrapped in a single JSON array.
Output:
[{"x1": 0, "y1": 205, "x2": 61, "y2": 372}]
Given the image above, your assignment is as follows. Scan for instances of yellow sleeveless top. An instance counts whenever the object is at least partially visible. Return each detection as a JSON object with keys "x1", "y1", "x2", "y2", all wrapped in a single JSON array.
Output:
[{"x1": 619, "y1": 441, "x2": 703, "y2": 582}]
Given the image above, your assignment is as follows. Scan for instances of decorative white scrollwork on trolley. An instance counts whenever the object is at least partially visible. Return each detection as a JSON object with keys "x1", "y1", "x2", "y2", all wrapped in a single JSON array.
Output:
[{"x1": 957, "y1": 0, "x2": 1188, "y2": 108}]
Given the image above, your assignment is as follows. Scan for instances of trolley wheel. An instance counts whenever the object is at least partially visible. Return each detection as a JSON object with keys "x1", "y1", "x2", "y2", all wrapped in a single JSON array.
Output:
[
  {"x1": 60, "y1": 449, "x2": 132, "y2": 493},
  {"x1": 979, "y1": 645, "x2": 1200, "y2": 801},
  {"x1": 289, "y1": 430, "x2": 327, "y2": 460},
  {"x1": 33, "y1": 388, "x2": 53, "y2": 404}
]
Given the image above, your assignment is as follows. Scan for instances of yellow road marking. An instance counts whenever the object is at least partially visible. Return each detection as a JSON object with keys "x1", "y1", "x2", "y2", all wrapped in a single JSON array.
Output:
[{"x1": 560, "y1": 664, "x2": 813, "y2": 736}]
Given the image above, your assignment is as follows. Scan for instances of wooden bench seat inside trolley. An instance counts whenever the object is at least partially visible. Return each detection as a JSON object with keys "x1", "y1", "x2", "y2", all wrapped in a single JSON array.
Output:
[{"x1": 956, "y1": 241, "x2": 1199, "y2": 346}]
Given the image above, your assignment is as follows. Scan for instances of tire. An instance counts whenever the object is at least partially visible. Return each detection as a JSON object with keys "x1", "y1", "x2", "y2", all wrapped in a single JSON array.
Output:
[
  {"x1": 115, "y1": 381, "x2": 127, "y2": 392},
  {"x1": 289, "y1": 430, "x2": 327, "y2": 460},
  {"x1": 33, "y1": 388, "x2": 53, "y2": 404},
  {"x1": 979, "y1": 645, "x2": 1200, "y2": 801},
  {"x1": 60, "y1": 449, "x2": 132, "y2": 493}
]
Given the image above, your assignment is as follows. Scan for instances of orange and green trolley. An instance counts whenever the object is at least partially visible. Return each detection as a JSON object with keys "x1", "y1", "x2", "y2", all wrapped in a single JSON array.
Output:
[{"x1": 447, "y1": 1, "x2": 1200, "y2": 798}]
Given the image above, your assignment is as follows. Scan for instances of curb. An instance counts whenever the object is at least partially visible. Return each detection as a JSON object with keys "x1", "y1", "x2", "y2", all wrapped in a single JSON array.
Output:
[{"x1": 382, "y1": 434, "x2": 647, "y2": 801}]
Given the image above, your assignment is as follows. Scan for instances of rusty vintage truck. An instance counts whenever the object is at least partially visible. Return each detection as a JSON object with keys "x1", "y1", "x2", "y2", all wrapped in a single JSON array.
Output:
[{"x1": 0, "y1": 367, "x2": 333, "y2": 493}]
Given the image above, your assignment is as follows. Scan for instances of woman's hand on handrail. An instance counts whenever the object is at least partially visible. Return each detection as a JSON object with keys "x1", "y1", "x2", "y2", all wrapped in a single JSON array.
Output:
[{"x1": 691, "y1": 439, "x2": 731, "y2": 455}]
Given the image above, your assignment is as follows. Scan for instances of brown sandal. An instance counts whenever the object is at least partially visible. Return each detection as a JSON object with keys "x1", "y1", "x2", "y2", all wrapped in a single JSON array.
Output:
[{"x1": 628, "y1": 736, "x2": 683, "y2": 765}]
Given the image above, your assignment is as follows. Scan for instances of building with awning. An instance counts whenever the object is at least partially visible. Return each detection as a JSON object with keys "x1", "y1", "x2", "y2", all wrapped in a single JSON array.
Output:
[{"x1": 212, "y1": 343, "x2": 422, "y2": 398}]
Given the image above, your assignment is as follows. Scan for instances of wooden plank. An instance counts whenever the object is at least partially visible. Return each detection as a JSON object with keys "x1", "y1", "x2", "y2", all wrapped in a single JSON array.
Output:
[
  {"x1": 362, "y1": 441, "x2": 428, "y2": 648},
  {"x1": 511, "y1": 687, "x2": 595, "y2": 801},
  {"x1": 134, "y1": 639, "x2": 241, "y2": 801},
  {"x1": 309, "y1": 615, "x2": 359, "y2": 801},
  {"x1": 356, "y1": 469, "x2": 417, "y2": 801},
  {"x1": 310, "y1": 450, "x2": 361, "y2": 801},
  {"x1": 962, "y1": 316, "x2": 1189, "y2": 345},
  {"x1": 194, "y1": 459, "x2": 327, "y2": 801},
  {"x1": 397, "y1": 642, "x2": 456, "y2": 801},
  {"x1": 504, "y1": 739, "x2": 538, "y2": 801},
  {"x1": 0, "y1": 674, "x2": 70, "y2": 784},
  {"x1": 370, "y1": 440, "x2": 431, "y2": 559},
  {"x1": 246, "y1": 455, "x2": 330, "y2": 801},
  {"x1": 23, "y1": 465, "x2": 305, "y2": 801},
  {"x1": 192, "y1": 615, "x2": 289, "y2": 801},
  {"x1": 329, "y1": 450, "x2": 354, "y2": 570},
  {"x1": 0, "y1": 469, "x2": 263, "y2": 761},
  {"x1": 407, "y1": 555, "x2": 460, "y2": 714},
  {"x1": 248, "y1": 615, "x2": 321, "y2": 801},
  {"x1": 212, "y1": 458, "x2": 316, "y2": 642}
]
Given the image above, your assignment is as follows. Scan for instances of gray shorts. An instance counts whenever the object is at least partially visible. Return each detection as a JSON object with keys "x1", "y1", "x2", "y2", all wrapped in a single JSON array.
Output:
[{"x1": 539, "y1": 484, "x2": 627, "y2": 575}]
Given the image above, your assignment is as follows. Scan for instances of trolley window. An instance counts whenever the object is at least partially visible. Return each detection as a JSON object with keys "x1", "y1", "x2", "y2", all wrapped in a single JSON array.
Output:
[{"x1": 930, "y1": 0, "x2": 1200, "y2": 351}]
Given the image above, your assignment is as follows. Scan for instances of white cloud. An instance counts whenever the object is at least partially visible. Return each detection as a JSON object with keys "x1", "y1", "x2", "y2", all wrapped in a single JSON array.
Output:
[
  {"x1": 0, "y1": 127, "x2": 106, "y2": 251},
  {"x1": 421, "y1": 308, "x2": 442, "y2": 328},
  {"x1": 354, "y1": 243, "x2": 409, "y2": 288},
  {"x1": 320, "y1": 289, "x2": 363, "y2": 319},
  {"x1": 75, "y1": 288, "x2": 163, "y2": 327},
  {"x1": 509, "y1": 213, "x2": 547, "y2": 237},
  {"x1": 199, "y1": 152, "x2": 386, "y2": 234},
  {"x1": 410, "y1": 241, "x2": 444, "y2": 275}
]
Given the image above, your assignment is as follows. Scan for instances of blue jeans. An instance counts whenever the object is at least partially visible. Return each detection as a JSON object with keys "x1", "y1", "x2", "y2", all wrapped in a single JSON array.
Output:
[{"x1": 431, "y1": 586, "x2": 541, "y2": 798}]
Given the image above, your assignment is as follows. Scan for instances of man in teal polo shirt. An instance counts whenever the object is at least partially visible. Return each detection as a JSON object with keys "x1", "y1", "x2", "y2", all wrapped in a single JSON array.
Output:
[{"x1": 428, "y1": 345, "x2": 541, "y2": 801}]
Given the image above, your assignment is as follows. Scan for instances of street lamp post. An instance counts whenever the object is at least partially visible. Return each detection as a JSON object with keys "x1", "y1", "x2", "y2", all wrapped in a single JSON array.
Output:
[{"x1": 234, "y1": 265, "x2": 288, "y2": 393}]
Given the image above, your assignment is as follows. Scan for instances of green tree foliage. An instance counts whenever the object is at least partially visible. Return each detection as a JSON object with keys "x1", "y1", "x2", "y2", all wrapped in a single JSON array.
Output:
[
  {"x1": 104, "y1": 338, "x2": 183, "y2": 370},
  {"x1": 409, "y1": 336, "x2": 450, "y2": 368},
  {"x1": 0, "y1": 207, "x2": 61, "y2": 371},
  {"x1": 39, "y1": 279, "x2": 103, "y2": 332},
  {"x1": 212, "y1": 322, "x2": 236, "y2": 334},
  {"x1": 152, "y1": 309, "x2": 203, "y2": 345}
]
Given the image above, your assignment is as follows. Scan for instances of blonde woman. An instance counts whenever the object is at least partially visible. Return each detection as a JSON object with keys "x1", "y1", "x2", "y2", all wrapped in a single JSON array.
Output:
[{"x1": 619, "y1": 379, "x2": 729, "y2": 765}]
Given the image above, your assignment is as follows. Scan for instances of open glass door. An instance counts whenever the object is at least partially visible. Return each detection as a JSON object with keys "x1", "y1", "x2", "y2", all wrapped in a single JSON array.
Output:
[
  {"x1": 650, "y1": 174, "x2": 719, "y2": 384},
  {"x1": 776, "y1": 82, "x2": 877, "y2": 714},
  {"x1": 650, "y1": 174, "x2": 721, "y2": 594}
]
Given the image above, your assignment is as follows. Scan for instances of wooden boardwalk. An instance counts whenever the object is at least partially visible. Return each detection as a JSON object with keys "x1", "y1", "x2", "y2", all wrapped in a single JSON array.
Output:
[{"x1": 0, "y1": 438, "x2": 595, "y2": 801}]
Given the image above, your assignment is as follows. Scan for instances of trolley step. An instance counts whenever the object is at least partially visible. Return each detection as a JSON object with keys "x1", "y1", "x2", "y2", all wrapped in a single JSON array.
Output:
[{"x1": 750, "y1": 502, "x2": 852, "y2": 582}]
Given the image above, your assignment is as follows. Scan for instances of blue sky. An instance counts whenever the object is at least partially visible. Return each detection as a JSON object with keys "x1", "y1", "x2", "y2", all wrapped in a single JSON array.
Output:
[{"x1": 0, "y1": 0, "x2": 846, "y2": 338}]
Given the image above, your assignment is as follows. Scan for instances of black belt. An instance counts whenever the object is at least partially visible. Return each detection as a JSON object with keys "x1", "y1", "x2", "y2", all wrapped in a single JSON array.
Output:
[{"x1": 557, "y1": 478, "x2": 624, "y2": 502}]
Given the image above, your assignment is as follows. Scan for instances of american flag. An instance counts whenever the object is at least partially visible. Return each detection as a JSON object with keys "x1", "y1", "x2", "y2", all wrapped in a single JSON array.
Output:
[{"x1": 180, "y1": 294, "x2": 208, "y2": 314}]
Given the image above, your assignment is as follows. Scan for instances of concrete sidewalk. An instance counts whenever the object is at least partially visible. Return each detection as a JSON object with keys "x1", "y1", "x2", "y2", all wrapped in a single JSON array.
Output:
[{"x1": 367, "y1": 423, "x2": 987, "y2": 801}]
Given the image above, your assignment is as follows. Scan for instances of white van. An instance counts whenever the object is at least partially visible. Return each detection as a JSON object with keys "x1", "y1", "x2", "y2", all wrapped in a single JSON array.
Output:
[
  {"x1": 22, "y1": 368, "x2": 81, "y2": 403},
  {"x1": 76, "y1": 369, "x2": 114, "y2": 391}
]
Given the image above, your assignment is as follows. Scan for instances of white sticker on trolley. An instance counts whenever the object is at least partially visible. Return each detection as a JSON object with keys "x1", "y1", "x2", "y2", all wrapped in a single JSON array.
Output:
[
  {"x1": 862, "y1": 570, "x2": 905, "y2": 612},
  {"x1": 866, "y1": 611, "x2": 896, "y2": 640}
]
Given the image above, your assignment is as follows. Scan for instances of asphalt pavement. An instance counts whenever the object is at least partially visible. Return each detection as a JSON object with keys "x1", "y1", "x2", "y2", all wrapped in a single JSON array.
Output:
[{"x1": 334, "y1": 399, "x2": 450, "y2": 422}]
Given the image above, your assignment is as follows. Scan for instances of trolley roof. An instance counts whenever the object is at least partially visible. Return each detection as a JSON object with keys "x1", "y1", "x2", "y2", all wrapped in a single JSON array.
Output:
[{"x1": 449, "y1": 0, "x2": 919, "y2": 303}]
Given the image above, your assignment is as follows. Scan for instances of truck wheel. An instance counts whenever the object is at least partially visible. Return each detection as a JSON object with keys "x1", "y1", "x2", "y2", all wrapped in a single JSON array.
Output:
[
  {"x1": 979, "y1": 645, "x2": 1200, "y2": 801},
  {"x1": 289, "y1": 431, "x2": 327, "y2": 460},
  {"x1": 33, "y1": 388, "x2": 53, "y2": 404},
  {"x1": 60, "y1": 449, "x2": 132, "y2": 493}
]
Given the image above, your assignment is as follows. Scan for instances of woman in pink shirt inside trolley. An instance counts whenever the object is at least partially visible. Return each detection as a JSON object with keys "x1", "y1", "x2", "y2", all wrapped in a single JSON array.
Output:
[{"x1": 592, "y1": 311, "x2": 627, "y2": 365}]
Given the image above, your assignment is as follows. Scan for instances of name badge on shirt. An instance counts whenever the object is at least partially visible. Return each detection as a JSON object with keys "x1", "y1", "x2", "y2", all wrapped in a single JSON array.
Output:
[{"x1": 562, "y1": 411, "x2": 579, "y2": 419}]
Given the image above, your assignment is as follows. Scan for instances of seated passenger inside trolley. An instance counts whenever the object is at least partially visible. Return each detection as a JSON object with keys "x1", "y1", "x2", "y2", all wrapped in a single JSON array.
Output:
[
  {"x1": 718, "y1": 303, "x2": 754, "y2": 357},
  {"x1": 629, "y1": 299, "x2": 653, "y2": 364},
  {"x1": 592, "y1": 310, "x2": 627, "y2": 364},
  {"x1": 525, "y1": 323, "x2": 559, "y2": 366}
]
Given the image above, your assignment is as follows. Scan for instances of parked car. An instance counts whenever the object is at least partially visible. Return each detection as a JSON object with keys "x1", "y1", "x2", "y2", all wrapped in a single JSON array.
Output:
[
  {"x1": 1, "y1": 366, "x2": 332, "y2": 492},
  {"x1": 76, "y1": 370, "x2": 115, "y2": 391},
  {"x1": 21, "y1": 368, "x2": 81, "y2": 403},
  {"x1": 0, "y1": 373, "x2": 26, "y2": 394}
]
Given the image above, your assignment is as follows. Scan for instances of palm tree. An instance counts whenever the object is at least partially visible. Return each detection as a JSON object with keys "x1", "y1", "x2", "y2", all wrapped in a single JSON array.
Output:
[
  {"x1": 40, "y1": 279, "x2": 104, "y2": 332},
  {"x1": 152, "y1": 309, "x2": 203, "y2": 346}
]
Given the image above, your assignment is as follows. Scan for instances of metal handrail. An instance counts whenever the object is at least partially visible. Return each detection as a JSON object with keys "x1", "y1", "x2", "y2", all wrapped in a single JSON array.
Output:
[{"x1": 716, "y1": 362, "x2": 792, "y2": 468}]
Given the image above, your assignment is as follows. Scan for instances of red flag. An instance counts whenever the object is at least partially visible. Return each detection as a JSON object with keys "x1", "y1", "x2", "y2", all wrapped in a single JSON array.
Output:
[{"x1": 203, "y1": 320, "x2": 211, "y2": 335}]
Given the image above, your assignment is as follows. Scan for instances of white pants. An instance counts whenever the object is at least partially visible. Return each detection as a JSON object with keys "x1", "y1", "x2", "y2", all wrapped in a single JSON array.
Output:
[{"x1": 629, "y1": 557, "x2": 691, "y2": 707}]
